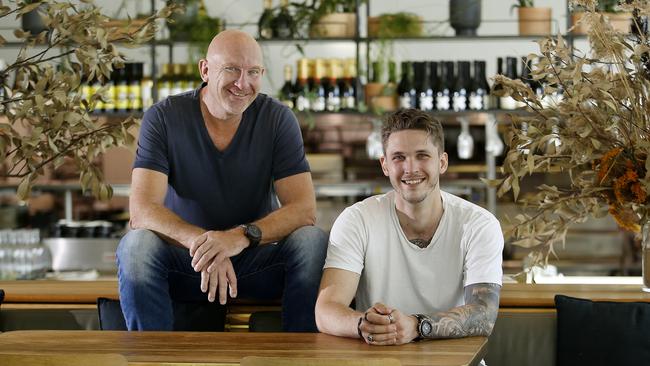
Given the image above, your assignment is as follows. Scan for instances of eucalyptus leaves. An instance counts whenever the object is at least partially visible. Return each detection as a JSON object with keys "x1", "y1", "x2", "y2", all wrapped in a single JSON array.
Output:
[{"x1": 0, "y1": 1, "x2": 178, "y2": 200}]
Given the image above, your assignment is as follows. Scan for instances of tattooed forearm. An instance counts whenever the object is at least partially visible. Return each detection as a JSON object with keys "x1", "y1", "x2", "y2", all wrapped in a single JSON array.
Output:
[{"x1": 424, "y1": 283, "x2": 501, "y2": 339}]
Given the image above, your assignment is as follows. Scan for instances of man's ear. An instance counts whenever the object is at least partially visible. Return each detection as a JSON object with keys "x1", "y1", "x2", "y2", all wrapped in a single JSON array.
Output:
[
  {"x1": 380, "y1": 155, "x2": 389, "y2": 177},
  {"x1": 439, "y1": 152, "x2": 448, "y2": 174},
  {"x1": 198, "y1": 59, "x2": 209, "y2": 82}
]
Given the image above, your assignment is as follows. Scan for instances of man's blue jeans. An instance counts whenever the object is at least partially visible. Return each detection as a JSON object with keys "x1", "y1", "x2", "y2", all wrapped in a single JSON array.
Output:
[{"x1": 116, "y1": 226, "x2": 328, "y2": 331}]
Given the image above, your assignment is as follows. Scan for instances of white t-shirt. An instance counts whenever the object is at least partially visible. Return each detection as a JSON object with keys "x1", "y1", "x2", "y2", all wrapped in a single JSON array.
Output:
[{"x1": 325, "y1": 190, "x2": 504, "y2": 315}]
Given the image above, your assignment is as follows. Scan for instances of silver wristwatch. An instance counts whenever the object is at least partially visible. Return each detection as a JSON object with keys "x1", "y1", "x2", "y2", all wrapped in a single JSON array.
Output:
[{"x1": 413, "y1": 313, "x2": 433, "y2": 340}]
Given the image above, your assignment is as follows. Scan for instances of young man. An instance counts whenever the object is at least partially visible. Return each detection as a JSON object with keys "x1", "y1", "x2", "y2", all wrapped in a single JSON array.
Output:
[
  {"x1": 117, "y1": 30, "x2": 327, "y2": 331},
  {"x1": 315, "y1": 109, "x2": 503, "y2": 345}
]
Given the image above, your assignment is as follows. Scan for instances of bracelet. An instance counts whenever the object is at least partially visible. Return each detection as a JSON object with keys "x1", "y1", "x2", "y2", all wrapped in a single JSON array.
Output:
[{"x1": 357, "y1": 316, "x2": 363, "y2": 339}]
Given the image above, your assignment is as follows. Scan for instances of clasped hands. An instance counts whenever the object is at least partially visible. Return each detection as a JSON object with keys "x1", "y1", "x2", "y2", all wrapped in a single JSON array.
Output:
[
  {"x1": 357, "y1": 303, "x2": 419, "y2": 345},
  {"x1": 189, "y1": 229, "x2": 247, "y2": 304}
]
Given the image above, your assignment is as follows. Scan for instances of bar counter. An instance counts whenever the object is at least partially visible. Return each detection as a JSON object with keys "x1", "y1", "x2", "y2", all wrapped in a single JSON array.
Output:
[{"x1": 2, "y1": 280, "x2": 649, "y2": 307}]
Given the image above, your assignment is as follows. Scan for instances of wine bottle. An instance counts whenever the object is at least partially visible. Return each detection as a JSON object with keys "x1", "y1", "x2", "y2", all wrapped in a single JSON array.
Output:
[
  {"x1": 103, "y1": 68, "x2": 117, "y2": 113},
  {"x1": 325, "y1": 59, "x2": 341, "y2": 112},
  {"x1": 128, "y1": 63, "x2": 143, "y2": 112},
  {"x1": 258, "y1": 0, "x2": 274, "y2": 39},
  {"x1": 279, "y1": 64, "x2": 295, "y2": 109},
  {"x1": 469, "y1": 60, "x2": 490, "y2": 110},
  {"x1": 435, "y1": 61, "x2": 453, "y2": 111},
  {"x1": 294, "y1": 58, "x2": 310, "y2": 112},
  {"x1": 339, "y1": 58, "x2": 356, "y2": 110},
  {"x1": 500, "y1": 57, "x2": 518, "y2": 110},
  {"x1": 115, "y1": 66, "x2": 129, "y2": 112},
  {"x1": 452, "y1": 61, "x2": 470, "y2": 111},
  {"x1": 492, "y1": 57, "x2": 503, "y2": 109},
  {"x1": 311, "y1": 59, "x2": 326, "y2": 112},
  {"x1": 387, "y1": 61, "x2": 397, "y2": 84},
  {"x1": 429, "y1": 61, "x2": 439, "y2": 110},
  {"x1": 141, "y1": 63, "x2": 154, "y2": 111},
  {"x1": 418, "y1": 61, "x2": 434, "y2": 111},
  {"x1": 157, "y1": 64, "x2": 172, "y2": 101},
  {"x1": 412, "y1": 61, "x2": 424, "y2": 108},
  {"x1": 272, "y1": 0, "x2": 293, "y2": 39},
  {"x1": 397, "y1": 61, "x2": 416, "y2": 109}
]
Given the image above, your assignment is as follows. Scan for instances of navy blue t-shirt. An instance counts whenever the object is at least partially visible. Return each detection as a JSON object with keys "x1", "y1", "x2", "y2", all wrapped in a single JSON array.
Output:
[{"x1": 133, "y1": 87, "x2": 310, "y2": 231}]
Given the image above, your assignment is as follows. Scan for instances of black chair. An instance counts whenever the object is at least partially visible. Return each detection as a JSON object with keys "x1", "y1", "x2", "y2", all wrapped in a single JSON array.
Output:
[
  {"x1": 97, "y1": 298, "x2": 226, "y2": 331},
  {"x1": 555, "y1": 294, "x2": 650, "y2": 366},
  {"x1": 248, "y1": 311, "x2": 282, "y2": 332}
]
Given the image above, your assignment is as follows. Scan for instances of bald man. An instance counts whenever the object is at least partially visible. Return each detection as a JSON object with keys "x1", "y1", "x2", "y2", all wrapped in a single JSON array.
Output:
[{"x1": 117, "y1": 30, "x2": 327, "y2": 331}]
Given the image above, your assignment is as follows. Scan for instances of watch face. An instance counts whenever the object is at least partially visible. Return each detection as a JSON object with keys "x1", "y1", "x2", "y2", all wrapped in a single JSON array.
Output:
[
  {"x1": 247, "y1": 224, "x2": 262, "y2": 240},
  {"x1": 421, "y1": 320, "x2": 432, "y2": 337}
]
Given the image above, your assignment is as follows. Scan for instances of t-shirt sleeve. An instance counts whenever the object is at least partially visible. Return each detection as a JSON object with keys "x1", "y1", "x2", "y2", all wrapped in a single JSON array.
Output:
[
  {"x1": 463, "y1": 215, "x2": 504, "y2": 287},
  {"x1": 272, "y1": 106, "x2": 309, "y2": 180},
  {"x1": 133, "y1": 105, "x2": 169, "y2": 175},
  {"x1": 324, "y1": 206, "x2": 367, "y2": 274}
]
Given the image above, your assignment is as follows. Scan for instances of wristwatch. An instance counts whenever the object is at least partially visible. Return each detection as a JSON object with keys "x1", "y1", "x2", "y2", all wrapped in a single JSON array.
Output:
[
  {"x1": 413, "y1": 314, "x2": 433, "y2": 340},
  {"x1": 241, "y1": 224, "x2": 262, "y2": 248}
]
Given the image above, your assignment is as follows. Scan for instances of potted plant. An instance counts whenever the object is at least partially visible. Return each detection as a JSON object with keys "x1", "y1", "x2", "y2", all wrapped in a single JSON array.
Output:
[
  {"x1": 514, "y1": 0, "x2": 552, "y2": 36},
  {"x1": 572, "y1": 0, "x2": 631, "y2": 35},
  {"x1": 449, "y1": 0, "x2": 482, "y2": 36},
  {"x1": 367, "y1": 12, "x2": 423, "y2": 38},
  {"x1": 308, "y1": 0, "x2": 361, "y2": 38},
  {"x1": 491, "y1": 0, "x2": 650, "y2": 284},
  {"x1": 167, "y1": 0, "x2": 222, "y2": 60}
]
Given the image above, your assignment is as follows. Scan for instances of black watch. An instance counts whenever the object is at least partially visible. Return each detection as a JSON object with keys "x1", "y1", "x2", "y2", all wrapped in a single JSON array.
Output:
[
  {"x1": 241, "y1": 223, "x2": 262, "y2": 248},
  {"x1": 413, "y1": 314, "x2": 433, "y2": 340}
]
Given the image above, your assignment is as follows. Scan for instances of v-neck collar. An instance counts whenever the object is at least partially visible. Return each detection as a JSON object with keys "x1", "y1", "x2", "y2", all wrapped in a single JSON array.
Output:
[
  {"x1": 390, "y1": 191, "x2": 447, "y2": 251},
  {"x1": 195, "y1": 87, "x2": 251, "y2": 157}
]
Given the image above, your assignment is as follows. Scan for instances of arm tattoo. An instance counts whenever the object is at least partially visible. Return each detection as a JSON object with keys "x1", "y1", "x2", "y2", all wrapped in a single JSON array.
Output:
[{"x1": 424, "y1": 283, "x2": 501, "y2": 339}]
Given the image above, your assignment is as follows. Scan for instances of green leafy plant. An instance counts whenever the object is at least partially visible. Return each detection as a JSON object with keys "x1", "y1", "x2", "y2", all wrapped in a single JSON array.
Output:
[
  {"x1": 598, "y1": 0, "x2": 622, "y2": 13},
  {"x1": 374, "y1": 12, "x2": 422, "y2": 38},
  {"x1": 490, "y1": 0, "x2": 650, "y2": 277},
  {"x1": 513, "y1": 0, "x2": 535, "y2": 8},
  {"x1": 0, "y1": 0, "x2": 178, "y2": 200}
]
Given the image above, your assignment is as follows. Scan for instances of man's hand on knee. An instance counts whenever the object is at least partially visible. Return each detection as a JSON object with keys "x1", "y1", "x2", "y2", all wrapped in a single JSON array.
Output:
[{"x1": 200, "y1": 257, "x2": 238, "y2": 304}]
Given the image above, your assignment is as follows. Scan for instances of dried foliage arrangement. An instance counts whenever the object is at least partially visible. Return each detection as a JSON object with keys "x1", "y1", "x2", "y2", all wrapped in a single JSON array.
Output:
[
  {"x1": 0, "y1": 0, "x2": 178, "y2": 200},
  {"x1": 491, "y1": 0, "x2": 650, "y2": 273}
]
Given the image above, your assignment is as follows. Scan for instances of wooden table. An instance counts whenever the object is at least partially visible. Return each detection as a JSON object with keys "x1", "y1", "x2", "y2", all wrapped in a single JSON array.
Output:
[
  {"x1": 0, "y1": 330, "x2": 488, "y2": 366},
  {"x1": 2, "y1": 280, "x2": 650, "y2": 307}
]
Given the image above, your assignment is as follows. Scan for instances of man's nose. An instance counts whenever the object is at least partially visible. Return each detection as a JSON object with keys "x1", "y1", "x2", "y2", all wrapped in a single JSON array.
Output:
[{"x1": 234, "y1": 71, "x2": 246, "y2": 88}]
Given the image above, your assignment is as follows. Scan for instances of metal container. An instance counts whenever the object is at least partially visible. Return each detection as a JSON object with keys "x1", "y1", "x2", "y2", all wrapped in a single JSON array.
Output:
[{"x1": 44, "y1": 238, "x2": 119, "y2": 273}]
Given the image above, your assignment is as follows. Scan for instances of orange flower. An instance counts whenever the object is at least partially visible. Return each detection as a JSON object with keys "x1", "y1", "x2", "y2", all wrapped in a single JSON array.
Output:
[
  {"x1": 608, "y1": 204, "x2": 641, "y2": 232},
  {"x1": 597, "y1": 147, "x2": 623, "y2": 183}
]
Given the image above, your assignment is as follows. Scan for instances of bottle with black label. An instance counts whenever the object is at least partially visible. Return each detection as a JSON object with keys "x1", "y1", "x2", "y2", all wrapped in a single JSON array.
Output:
[
  {"x1": 258, "y1": 0, "x2": 274, "y2": 39},
  {"x1": 435, "y1": 61, "x2": 454, "y2": 111},
  {"x1": 469, "y1": 60, "x2": 490, "y2": 110},
  {"x1": 272, "y1": 0, "x2": 293, "y2": 38},
  {"x1": 397, "y1": 61, "x2": 416, "y2": 109},
  {"x1": 279, "y1": 64, "x2": 294, "y2": 109},
  {"x1": 294, "y1": 58, "x2": 310, "y2": 112},
  {"x1": 418, "y1": 61, "x2": 434, "y2": 111}
]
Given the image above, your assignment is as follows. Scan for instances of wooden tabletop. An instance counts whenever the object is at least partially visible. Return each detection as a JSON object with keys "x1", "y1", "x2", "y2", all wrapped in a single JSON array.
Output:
[
  {"x1": 2, "y1": 280, "x2": 649, "y2": 307},
  {"x1": 0, "y1": 331, "x2": 487, "y2": 366}
]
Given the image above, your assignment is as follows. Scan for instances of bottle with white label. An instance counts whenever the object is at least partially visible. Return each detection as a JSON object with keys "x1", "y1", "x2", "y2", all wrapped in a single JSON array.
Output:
[
  {"x1": 452, "y1": 61, "x2": 470, "y2": 111},
  {"x1": 435, "y1": 61, "x2": 454, "y2": 111},
  {"x1": 469, "y1": 60, "x2": 490, "y2": 110},
  {"x1": 418, "y1": 61, "x2": 434, "y2": 111}
]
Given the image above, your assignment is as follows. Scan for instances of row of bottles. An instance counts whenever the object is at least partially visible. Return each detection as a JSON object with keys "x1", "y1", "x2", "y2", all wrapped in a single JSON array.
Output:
[
  {"x1": 395, "y1": 60, "x2": 491, "y2": 112},
  {"x1": 495, "y1": 56, "x2": 564, "y2": 110},
  {"x1": 80, "y1": 63, "x2": 201, "y2": 114},
  {"x1": 278, "y1": 58, "x2": 357, "y2": 112},
  {"x1": 0, "y1": 229, "x2": 51, "y2": 280}
]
